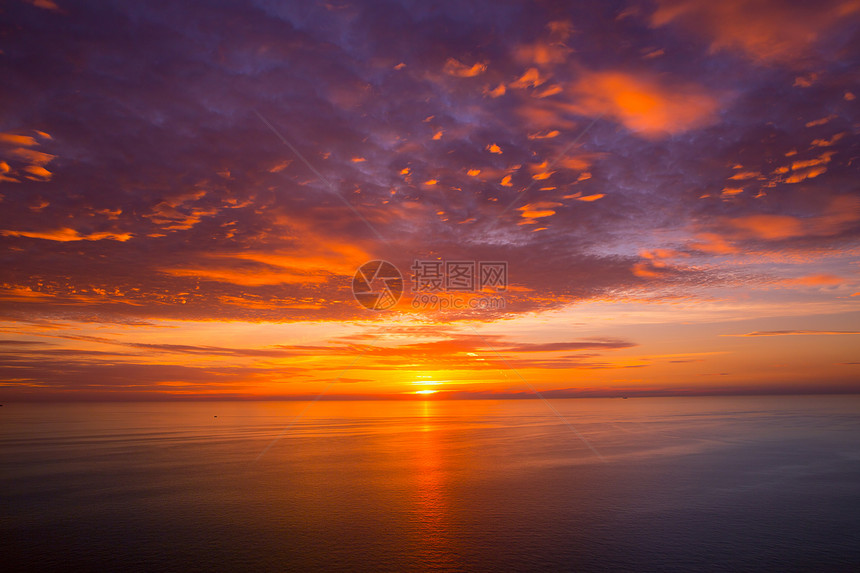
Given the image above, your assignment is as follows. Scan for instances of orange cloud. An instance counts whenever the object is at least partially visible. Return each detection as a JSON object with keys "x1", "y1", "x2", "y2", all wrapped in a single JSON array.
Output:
[
  {"x1": 0, "y1": 133, "x2": 39, "y2": 147},
  {"x1": 790, "y1": 151, "x2": 835, "y2": 171},
  {"x1": 567, "y1": 71, "x2": 720, "y2": 136},
  {"x1": 784, "y1": 167, "x2": 827, "y2": 184},
  {"x1": 155, "y1": 213, "x2": 376, "y2": 289},
  {"x1": 642, "y1": 249, "x2": 687, "y2": 260},
  {"x1": 535, "y1": 85, "x2": 563, "y2": 98},
  {"x1": 22, "y1": 165, "x2": 51, "y2": 181},
  {"x1": 729, "y1": 214, "x2": 805, "y2": 240},
  {"x1": 728, "y1": 171, "x2": 760, "y2": 180},
  {"x1": 786, "y1": 274, "x2": 844, "y2": 286},
  {"x1": 144, "y1": 190, "x2": 217, "y2": 231},
  {"x1": 558, "y1": 152, "x2": 604, "y2": 171},
  {"x1": 811, "y1": 196, "x2": 860, "y2": 232},
  {"x1": 528, "y1": 130, "x2": 559, "y2": 139},
  {"x1": 1, "y1": 130, "x2": 57, "y2": 183},
  {"x1": 632, "y1": 262, "x2": 663, "y2": 278},
  {"x1": 515, "y1": 42, "x2": 572, "y2": 66},
  {"x1": 632, "y1": 249, "x2": 686, "y2": 278},
  {"x1": 689, "y1": 232, "x2": 739, "y2": 254},
  {"x1": 806, "y1": 115, "x2": 837, "y2": 127},
  {"x1": 811, "y1": 133, "x2": 845, "y2": 147},
  {"x1": 793, "y1": 72, "x2": 819, "y2": 87},
  {"x1": 443, "y1": 58, "x2": 487, "y2": 77},
  {"x1": 484, "y1": 83, "x2": 506, "y2": 98},
  {"x1": 514, "y1": 22, "x2": 574, "y2": 67},
  {"x1": 510, "y1": 68, "x2": 546, "y2": 89},
  {"x1": 6, "y1": 147, "x2": 55, "y2": 166},
  {"x1": 217, "y1": 296, "x2": 324, "y2": 310},
  {"x1": 0, "y1": 286, "x2": 54, "y2": 301},
  {"x1": 145, "y1": 203, "x2": 217, "y2": 231},
  {"x1": 691, "y1": 196, "x2": 860, "y2": 253},
  {"x1": 268, "y1": 160, "x2": 291, "y2": 173},
  {"x1": 25, "y1": 0, "x2": 61, "y2": 11},
  {"x1": 576, "y1": 194, "x2": 605, "y2": 202},
  {"x1": 1, "y1": 228, "x2": 132, "y2": 242},
  {"x1": 650, "y1": 0, "x2": 860, "y2": 65},
  {"x1": 723, "y1": 330, "x2": 860, "y2": 337},
  {"x1": 212, "y1": 238, "x2": 372, "y2": 279},
  {"x1": 162, "y1": 267, "x2": 328, "y2": 286},
  {"x1": 518, "y1": 201, "x2": 561, "y2": 220}
]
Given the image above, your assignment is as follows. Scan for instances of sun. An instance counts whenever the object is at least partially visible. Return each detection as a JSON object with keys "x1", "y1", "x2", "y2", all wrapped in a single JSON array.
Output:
[{"x1": 414, "y1": 389, "x2": 438, "y2": 395}]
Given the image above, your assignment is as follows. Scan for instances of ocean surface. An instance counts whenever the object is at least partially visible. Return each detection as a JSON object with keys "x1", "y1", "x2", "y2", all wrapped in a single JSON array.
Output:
[{"x1": 2, "y1": 396, "x2": 860, "y2": 572}]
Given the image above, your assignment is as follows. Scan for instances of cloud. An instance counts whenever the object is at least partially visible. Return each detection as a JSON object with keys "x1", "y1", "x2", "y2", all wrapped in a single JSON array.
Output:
[
  {"x1": 120, "y1": 342, "x2": 308, "y2": 358},
  {"x1": 518, "y1": 201, "x2": 561, "y2": 222},
  {"x1": 566, "y1": 71, "x2": 721, "y2": 136},
  {"x1": 785, "y1": 274, "x2": 844, "y2": 286},
  {"x1": 1, "y1": 228, "x2": 132, "y2": 242},
  {"x1": 144, "y1": 190, "x2": 218, "y2": 231},
  {"x1": 0, "y1": 330, "x2": 641, "y2": 399},
  {"x1": 728, "y1": 214, "x2": 805, "y2": 240},
  {"x1": 443, "y1": 58, "x2": 487, "y2": 77},
  {"x1": 24, "y1": 0, "x2": 61, "y2": 11},
  {"x1": 161, "y1": 266, "x2": 330, "y2": 287},
  {"x1": 0, "y1": 130, "x2": 55, "y2": 182},
  {"x1": 690, "y1": 196, "x2": 860, "y2": 253},
  {"x1": 650, "y1": 0, "x2": 860, "y2": 65},
  {"x1": 271, "y1": 334, "x2": 639, "y2": 369},
  {"x1": 504, "y1": 339, "x2": 636, "y2": 352},
  {"x1": 722, "y1": 330, "x2": 860, "y2": 337},
  {"x1": 513, "y1": 20, "x2": 574, "y2": 65},
  {"x1": 0, "y1": 354, "x2": 289, "y2": 398},
  {"x1": 576, "y1": 193, "x2": 604, "y2": 202},
  {"x1": 510, "y1": 67, "x2": 547, "y2": 89}
]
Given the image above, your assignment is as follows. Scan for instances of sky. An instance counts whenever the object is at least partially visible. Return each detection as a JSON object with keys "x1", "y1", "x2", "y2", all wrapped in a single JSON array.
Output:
[{"x1": 0, "y1": 0, "x2": 858, "y2": 400}]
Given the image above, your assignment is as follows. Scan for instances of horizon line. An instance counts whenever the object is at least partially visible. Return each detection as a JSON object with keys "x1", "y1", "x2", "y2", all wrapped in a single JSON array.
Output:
[{"x1": 3, "y1": 388, "x2": 859, "y2": 403}]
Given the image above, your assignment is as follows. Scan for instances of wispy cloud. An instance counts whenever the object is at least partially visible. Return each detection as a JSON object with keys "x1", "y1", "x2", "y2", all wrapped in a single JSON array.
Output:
[{"x1": 722, "y1": 330, "x2": 860, "y2": 337}]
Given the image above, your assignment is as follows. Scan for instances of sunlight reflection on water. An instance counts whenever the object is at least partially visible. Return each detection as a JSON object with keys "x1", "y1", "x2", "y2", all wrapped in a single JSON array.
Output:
[{"x1": 2, "y1": 396, "x2": 860, "y2": 571}]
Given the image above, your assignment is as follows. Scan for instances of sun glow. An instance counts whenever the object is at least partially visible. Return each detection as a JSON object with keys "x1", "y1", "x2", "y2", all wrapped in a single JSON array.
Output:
[{"x1": 415, "y1": 389, "x2": 438, "y2": 395}]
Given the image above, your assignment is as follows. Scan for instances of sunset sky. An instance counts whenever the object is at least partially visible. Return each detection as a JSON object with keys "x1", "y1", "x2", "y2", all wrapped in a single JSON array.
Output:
[{"x1": 1, "y1": 0, "x2": 858, "y2": 400}]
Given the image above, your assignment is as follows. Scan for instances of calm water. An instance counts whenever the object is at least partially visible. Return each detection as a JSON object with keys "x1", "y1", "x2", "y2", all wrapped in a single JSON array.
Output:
[{"x1": 2, "y1": 396, "x2": 860, "y2": 572}]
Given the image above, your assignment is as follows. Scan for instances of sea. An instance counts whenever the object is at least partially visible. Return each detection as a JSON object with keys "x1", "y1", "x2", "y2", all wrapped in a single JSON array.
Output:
[{"x1": 2, "y1": 395, "x2": 860, "y2": 572}]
